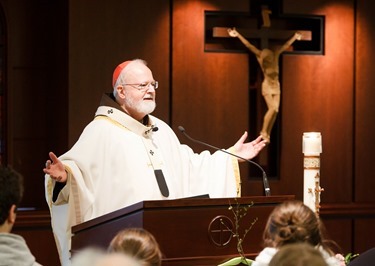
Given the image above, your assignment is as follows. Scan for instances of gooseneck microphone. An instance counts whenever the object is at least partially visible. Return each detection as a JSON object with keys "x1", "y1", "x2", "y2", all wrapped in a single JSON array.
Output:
[{"x1": 178, "y1": 126, "x2": 271, "y2": 196}]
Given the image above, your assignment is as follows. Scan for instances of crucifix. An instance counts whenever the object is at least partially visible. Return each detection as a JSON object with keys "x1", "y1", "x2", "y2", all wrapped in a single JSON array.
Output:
[
  {"x1": 308, "y1": 175, "x2": 324, "y2": 216},
  {"x1": 205, "y1": 0, "x2": 323, "y2": 176},
  {"x1": 212, "y1": 5, "x2": 311, "y2": 144},
  {"x1": 226, "y1": 26, "x2": 302, "y2": 144}
]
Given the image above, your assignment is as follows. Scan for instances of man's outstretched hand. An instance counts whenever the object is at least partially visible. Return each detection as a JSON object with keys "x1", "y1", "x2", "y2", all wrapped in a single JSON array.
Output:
[
  {"x1": 43, "y1": 152, "x2": 67, "y2": 182},
  {"x1": 232, "y1": 132, "x2": 267, "y2": 162}
]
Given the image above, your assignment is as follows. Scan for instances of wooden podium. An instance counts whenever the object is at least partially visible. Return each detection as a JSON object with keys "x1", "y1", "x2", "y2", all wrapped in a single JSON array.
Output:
[{"x1": 71, "y1": 195, "x2": 294, "y2": 266}]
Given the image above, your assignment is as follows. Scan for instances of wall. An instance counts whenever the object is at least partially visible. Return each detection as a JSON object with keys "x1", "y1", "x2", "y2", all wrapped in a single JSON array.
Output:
[
  {"x1": 170, "y1": 0, "x2": 375, "y2": 255},
  {"x1": 0, "y1": 0, "x2": 68, "y2": 263},
  {"x1": 68, "y1": 0, "x2": 171, "y2": 143},
  {"x1": 1, "y1": 0, "x2": 68, "y2": 209},
  {"x1": 2, "y1": 0, "x2": 375, "y2": 265}
]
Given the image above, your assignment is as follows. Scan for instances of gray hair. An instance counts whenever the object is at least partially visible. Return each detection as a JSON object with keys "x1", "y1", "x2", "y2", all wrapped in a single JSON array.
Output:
[{"x1": 113, "y1": 59, "x2": 147, "y2": 97}]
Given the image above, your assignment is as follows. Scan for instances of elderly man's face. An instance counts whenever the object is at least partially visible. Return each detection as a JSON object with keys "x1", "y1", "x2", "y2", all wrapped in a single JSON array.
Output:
[{"x1": 119, "y1": 63, "x2": 156, "y2": 121}]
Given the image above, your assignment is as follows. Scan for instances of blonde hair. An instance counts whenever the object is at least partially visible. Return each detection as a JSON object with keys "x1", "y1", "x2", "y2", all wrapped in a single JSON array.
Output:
[{"x1": 108, "y1": 228, "x2": 162, "y2": 266}]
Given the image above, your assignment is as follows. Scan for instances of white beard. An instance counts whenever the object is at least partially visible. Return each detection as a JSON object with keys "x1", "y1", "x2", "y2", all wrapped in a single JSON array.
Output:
[{"x1": 124, "y1": 96, "x2": 156, "y2": 116}]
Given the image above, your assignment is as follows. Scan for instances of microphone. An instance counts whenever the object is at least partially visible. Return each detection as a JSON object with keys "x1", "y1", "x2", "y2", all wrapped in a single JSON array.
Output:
[
  {"x1": 178, "y1": 126, "x2": 271, "y2": 196},
  {"x1": 152, "y1": 126, "x2": 159, "y2": 132}
]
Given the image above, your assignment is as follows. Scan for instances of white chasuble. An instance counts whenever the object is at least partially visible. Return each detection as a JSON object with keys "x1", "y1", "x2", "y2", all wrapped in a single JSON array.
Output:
[{"x1": 45, "y1": 104, "x2": 240, "y2": 266}]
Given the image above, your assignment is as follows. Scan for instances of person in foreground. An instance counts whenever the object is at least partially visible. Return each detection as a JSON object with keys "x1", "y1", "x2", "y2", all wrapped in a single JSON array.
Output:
[
  {"x1": 269, "y1": 242, "x2": 328, "y2": 266},
  {"x1": 252, "y1": 200, "x2": 344, "y2": 266},
  {"x1": 108, "y1": 228, "x2": 162, "y2": 266},
  {"x1": 0, "y1": 166, "x2": 42, "y2": 266},
  {"x1": 43, "y1": 59, "x2": 267, "y2": 265},
  {"x1": 71, "y1": 247, "x2": 142, "y2": 266}
]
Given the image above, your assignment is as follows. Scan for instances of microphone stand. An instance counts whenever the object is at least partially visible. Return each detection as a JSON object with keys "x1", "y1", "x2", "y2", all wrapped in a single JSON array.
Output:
[{"x1": 178, "y1": 126, "x2": 271, "y2": 196}]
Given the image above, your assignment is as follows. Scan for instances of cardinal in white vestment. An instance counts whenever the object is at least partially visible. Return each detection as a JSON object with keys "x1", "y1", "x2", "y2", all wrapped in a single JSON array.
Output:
[{"x1": 43, "y1": 59, "x2": 267, "y2": 266}]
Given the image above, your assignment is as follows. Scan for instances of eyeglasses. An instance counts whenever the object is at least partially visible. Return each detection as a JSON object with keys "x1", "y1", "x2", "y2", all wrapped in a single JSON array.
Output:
[{"x1": 123, "y1": 81, "x2": 158, "y2": 92}]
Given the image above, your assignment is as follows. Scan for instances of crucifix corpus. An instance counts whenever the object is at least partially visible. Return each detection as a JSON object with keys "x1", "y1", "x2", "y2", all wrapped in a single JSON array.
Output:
[
  {"x1": 212, "y1": 6, "x2": 312, "y2": 144},
  {"x1": 307, "y1": 175, "x2": 325, "y2": 216}
]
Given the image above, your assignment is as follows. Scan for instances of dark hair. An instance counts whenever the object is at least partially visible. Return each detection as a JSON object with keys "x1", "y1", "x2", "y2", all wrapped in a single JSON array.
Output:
[
  {"x1": 263, "y1": 200, "x2": 325, "y2": 248},
  {"x1": 0, "y1": 166, "x2": 24, "y2": 225},
  {"x1": 108, "y1": 228, "x2": 162, "y2": 266},
  {"x1": 269, "y1": 242, "x2": 328, "y2": 266}
]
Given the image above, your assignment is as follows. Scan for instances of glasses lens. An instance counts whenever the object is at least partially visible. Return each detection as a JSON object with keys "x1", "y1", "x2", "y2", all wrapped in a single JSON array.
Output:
[
  {"x1": 124, "y1": 81, "x2": 158, "y2": 91},
  {"x1": 153, "y1": 81, "x2": 158, "y2": 89}
]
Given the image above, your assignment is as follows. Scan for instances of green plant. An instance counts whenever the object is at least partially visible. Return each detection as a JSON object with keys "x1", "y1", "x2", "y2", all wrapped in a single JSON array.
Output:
[
  {"x1": 344, "y1": 252, "x2": 359, "y2": 265},
  {"x1": 218, "y1": 198, "x2": 258, "y2": 266}
]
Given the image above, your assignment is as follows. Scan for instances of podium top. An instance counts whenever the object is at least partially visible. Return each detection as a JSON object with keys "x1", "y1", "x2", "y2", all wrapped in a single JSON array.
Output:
[{"x1": 72, "y1": 195, "x2": 294, "y2": 234}]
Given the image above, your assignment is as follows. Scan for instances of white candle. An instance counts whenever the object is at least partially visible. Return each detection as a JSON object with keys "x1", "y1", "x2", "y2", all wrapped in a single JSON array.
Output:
[
  {"x1": 303, "y1": 132, "x2": 322, "y2": 156},
  {"x1": 302, "y1": 132, "x2": 323, "y2": 215}
]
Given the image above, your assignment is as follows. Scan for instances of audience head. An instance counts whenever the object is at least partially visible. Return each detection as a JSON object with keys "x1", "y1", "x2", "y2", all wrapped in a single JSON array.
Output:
[
  {"x1": 108, "y1": 228, "x2": 162, "y2": 266},
  {"x1": 72, "y1": 247, "x2": 142, "y2": 266},
  {"x1": 0, "y1": 166, "x2": 24, "y2": 231},
  {"x1": 263, "y1": 200, "x2": 323, "y2": 248},
  {"x1": 269, "y1": 242, "x2": 328, "y2": 266},
  {"x1": 96, "y1": 253, "x2": 142, "y2": 266}
]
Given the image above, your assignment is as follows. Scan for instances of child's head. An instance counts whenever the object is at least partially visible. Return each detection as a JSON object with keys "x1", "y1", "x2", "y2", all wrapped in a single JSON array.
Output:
[{"x1": 263, "y1": 200, "x2": 322, "y2": 248}]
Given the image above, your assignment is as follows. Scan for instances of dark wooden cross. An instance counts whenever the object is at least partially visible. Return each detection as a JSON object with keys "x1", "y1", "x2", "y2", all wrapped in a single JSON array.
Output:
[
  {"x1": 213, "y1": 8, "x2": 312, "y2": 50},
  {"x1": 205, "y1": 0, "x2": 323, "y2": 54}
]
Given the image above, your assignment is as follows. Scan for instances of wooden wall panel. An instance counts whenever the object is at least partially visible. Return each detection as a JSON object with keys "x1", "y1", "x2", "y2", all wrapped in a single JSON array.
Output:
[
  {"x1": 353, "y1": 0, "x2": 375, "y2": 252},
  {"x1": 355, "y1": 0, "x2": 375, "y2": 203},
  {"x1": 2, "y1": 0, "x2": 375, "y2": 262},
  {"x1": 68, "y1": 0, "x2": 171, "y2": 145},
  {"x1": 354, "y1": 219, "x2": 375, "y2": 253},
  {"x1": 172, "y1": 0, "x2": 250, "y2": 140},
  {"x1": 322, "y1": 218, "x2": 353, "y2": 254},
  {"x1": 321, "y1": 202, "x2": 375, "y2": 254},
  {"x1": 282, "y1": 0, "x2": 354, "y2": 203},
  {"x1": 1, "y1": 0, "x2": 68, "y2": 209}
]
